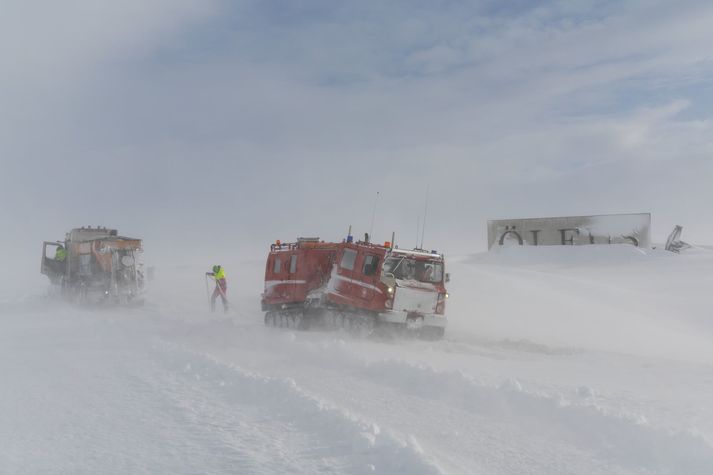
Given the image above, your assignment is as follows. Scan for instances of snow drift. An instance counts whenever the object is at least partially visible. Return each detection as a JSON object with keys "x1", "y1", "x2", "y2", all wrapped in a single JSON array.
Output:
[{"x1": 1, "y1": 244, "x2": 713, "y2": 474}]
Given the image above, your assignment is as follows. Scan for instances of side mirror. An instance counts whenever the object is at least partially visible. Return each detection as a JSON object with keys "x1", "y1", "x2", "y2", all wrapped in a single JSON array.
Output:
[{"x1": 445, "y1": 273, "x2": 450, "y2": 283}]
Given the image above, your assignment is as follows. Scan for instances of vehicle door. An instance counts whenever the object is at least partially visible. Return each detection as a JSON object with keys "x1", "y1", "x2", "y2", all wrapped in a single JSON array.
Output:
[
  {"x1": 356, "y1": 253, "x2": 381, "y2": 308},
  {"x1": 40, "y1": 241, "x2": 63, "y2": 282},
  {"x1": 267, "y1": 253, "x2": 289, "y2": 302},
  {"x1": 334, "y1": 247, "x2": 358, "y2": 300},
  {"x1": 286, "y1": 252, "x2": 302, "y2": 302}
]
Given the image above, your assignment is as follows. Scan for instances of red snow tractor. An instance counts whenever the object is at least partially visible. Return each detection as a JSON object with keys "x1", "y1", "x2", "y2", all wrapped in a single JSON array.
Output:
[{"x1": 261, "y1": 235, "x2": 449, "y2": 339}]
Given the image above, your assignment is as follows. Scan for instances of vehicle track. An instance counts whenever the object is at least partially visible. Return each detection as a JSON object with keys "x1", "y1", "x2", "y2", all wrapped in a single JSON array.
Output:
[
  {"x1": 151, "y1": 342, "x2": 444, "y2": 474},
  {"x1": 174, "y1": 316, "x2": 713, "y2": 474}
]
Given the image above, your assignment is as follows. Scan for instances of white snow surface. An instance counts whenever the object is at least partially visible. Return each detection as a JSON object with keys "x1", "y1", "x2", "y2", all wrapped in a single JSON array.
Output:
[{"x1": 2, "y1": 245, "x2": 713, "y2": 474}]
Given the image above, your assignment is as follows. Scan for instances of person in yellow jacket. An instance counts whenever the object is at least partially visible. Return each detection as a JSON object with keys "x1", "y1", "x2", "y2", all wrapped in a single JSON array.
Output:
[
  {"x1": 206, "y1": 265, "x2": 228, "y2": 312},
  {"x1": 54, "y1": 245, "x2": 67, "y2": 262}
]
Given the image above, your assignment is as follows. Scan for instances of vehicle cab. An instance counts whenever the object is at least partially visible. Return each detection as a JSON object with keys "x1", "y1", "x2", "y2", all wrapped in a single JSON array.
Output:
[{"x1": 378, "y1": 248, "x2": 448, "y2": 335}]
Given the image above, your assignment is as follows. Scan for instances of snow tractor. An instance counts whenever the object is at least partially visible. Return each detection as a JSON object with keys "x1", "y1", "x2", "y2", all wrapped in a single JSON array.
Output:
[
  {"x1": 41, "y1": 226, "x2": 145, "y2": 305},
  {"x1": 261, "y1": 235, "x2": 449, "y2": 339}
]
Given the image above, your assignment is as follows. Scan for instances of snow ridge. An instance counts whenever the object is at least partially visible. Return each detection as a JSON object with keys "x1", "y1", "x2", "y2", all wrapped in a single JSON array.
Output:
[{"x1": 360, "y1": 359, "x2": 713, "y2": 474}]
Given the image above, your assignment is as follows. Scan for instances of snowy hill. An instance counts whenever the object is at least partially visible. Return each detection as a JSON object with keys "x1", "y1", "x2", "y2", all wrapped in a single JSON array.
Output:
[
  {"x1": 2, "y1": 245, "x2": 713, "y2": 474},
  {"x1": 449, "y1": 245, "x2": 713, "y2": 362}
]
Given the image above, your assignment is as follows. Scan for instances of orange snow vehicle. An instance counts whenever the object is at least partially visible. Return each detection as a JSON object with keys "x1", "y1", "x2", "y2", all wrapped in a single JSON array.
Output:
[
  {"x1": 261, "y1": 234, "x2": 449, "y2": 339},
  {"x1": 41, "y1": 226, "x2": 145, "y2": 305}
]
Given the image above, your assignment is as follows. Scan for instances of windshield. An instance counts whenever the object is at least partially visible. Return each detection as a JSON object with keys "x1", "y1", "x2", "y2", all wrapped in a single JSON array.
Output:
[{"x1": 383, "y1": 256, "x2": 443, "y2": 283}]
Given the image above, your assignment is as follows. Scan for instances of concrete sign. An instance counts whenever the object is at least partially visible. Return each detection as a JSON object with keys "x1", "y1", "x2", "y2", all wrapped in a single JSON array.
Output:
[{"x1": 487, "y1": 213, "x2": 651, "y2": 249}]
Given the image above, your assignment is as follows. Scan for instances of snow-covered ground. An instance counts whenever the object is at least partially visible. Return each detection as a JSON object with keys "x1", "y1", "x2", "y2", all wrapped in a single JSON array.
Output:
[{"x1": 2, "y1": 245, "x2": 713, "y2": 474}]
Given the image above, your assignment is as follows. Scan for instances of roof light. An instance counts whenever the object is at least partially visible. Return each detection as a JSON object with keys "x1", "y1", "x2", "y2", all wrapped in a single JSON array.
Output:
[{"x1": 384, "y1": 241, "x2": 391, "y2": 248}]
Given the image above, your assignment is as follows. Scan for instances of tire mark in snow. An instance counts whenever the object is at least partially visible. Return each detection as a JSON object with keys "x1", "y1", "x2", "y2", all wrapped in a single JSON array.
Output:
[{"x1": 152, "y1": 342, "x2": 444, "y2": 475}]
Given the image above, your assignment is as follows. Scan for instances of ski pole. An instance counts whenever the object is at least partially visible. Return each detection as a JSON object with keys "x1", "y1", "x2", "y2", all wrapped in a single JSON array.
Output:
[{"x1": 205, "y1": 274, "x2": 211, "y2": 310}]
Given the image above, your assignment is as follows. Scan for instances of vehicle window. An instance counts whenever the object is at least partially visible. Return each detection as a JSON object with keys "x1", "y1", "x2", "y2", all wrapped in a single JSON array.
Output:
[
  {"x1": 44, "y1": 243, "x2": 60, "y2": 260},
  {"x1": 340, "y1": 249, "x2": 357, "y2": 271},
  {"x1": 384, "y1": 256, "x2": 411, "y2": 279},
  {"x1": 383, "y1": 257, "x2": 400, "y2": 275},
  {"x1": 400, "y1": 259, "x2": 416, "y2": 280},
  {"x1": 384, "y1": 256, "x2": 443, "y2": 282},
  {"x1": 415, "y1": 261, "x2": 444, "y2": 283},
  {"x1": 290, "y1": 254, "x2": 297, "y2": 273},
  {"x1": 78, "y1": 254, "x2": 92, "y2": 276},
  {"x1": 431, "y1": 263, "x2": 444, "y2": 282},
  {"x1": 362, "y1": 255, "x2": 379, "y2": 276},
  {"x1": 273, "y1": 257, "x2": 281, "y2": 273}
]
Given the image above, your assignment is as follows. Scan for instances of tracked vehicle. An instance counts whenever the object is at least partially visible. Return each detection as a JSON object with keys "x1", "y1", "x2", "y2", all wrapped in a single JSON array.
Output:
[
  {"x1": 261, "y1": 235, "x2": 449, "y2": 339},
  {"x1": 41, "y1": 226, "x2": 145, "y2": 305}
]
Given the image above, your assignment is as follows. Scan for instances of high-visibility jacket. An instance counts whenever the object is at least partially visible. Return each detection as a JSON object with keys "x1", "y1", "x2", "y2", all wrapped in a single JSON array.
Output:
[
  {"x1": 214, "y1": 267, "x2": 226, "y2": 280},
  {"x1": 55, "y1": 247, "x2": 67, "y2": 262}
]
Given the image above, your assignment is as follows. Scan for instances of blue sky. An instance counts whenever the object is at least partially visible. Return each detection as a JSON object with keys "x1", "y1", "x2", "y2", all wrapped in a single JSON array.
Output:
[{"x1": 1, "y1": 0, "x2": 712, "y2": 281}]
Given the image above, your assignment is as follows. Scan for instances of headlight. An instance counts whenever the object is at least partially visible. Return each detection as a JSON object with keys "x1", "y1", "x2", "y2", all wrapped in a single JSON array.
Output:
[
  {"x1": 387, "y1": 286, "x2": 394, "y2": 294},
  {"x1": 445, "y1": 292, "x2": 449, "y2": 299}
]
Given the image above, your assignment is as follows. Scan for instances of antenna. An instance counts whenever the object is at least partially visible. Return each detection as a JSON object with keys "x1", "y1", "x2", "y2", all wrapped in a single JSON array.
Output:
[
  {"x1": 416, "y1": 216, "x2": 420, "y2": 248},
  {"x1": 369, "y1": 191, "x2": 380, "y2": 240},
  {"x1": 420, "y1": 185, "x2": 429, "y2": 249}
]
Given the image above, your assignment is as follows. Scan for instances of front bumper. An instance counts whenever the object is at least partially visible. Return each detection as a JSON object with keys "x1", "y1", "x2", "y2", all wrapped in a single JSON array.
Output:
[{"x1": 377, "y1": 310, "x2": 447, "y2": 328}]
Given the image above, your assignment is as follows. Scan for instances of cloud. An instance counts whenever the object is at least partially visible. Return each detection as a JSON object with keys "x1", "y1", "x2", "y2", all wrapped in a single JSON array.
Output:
[
  {"x1": 2, "y1": 0, "x2": 713, "y2": 294},
  {"x1": 0, "y1": 0, "x2": 217, "y2": 81}
]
